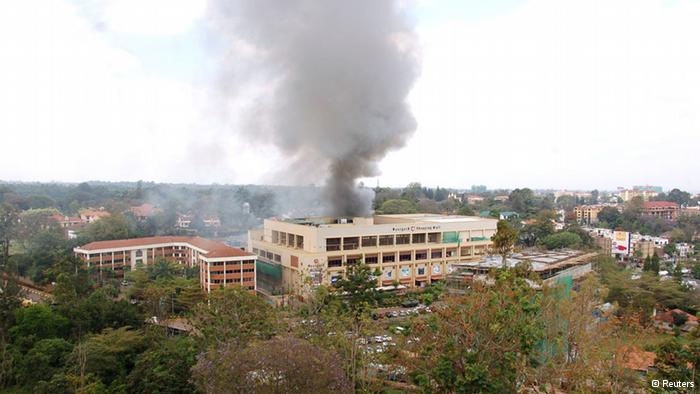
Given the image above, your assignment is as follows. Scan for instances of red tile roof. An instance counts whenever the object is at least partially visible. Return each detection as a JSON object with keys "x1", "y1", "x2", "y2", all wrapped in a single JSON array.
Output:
[
  {"x1": 617, "y1": 346, "x2": 656, "y2": 372},
  {"x1": 130, "y1": 203, "x2": 162, "y2": 217},
  {"x1": 643, "y1": 201, "x2": 679, "y2": 209},
  {"x1": 77, "y1": 236, "x2": 252, "y2": 258},
  {"x1": 655, "y1": 309, "x2": 698, "y2": 324}
]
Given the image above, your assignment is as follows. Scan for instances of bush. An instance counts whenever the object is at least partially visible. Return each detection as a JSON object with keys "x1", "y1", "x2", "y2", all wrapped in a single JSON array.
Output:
[{"x1": 541, "y1": 232, "x2": 582, "y2": 250}]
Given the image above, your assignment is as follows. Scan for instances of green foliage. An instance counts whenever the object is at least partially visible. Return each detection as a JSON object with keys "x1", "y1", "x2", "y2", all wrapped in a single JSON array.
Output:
[
  {"x1": 410, "y1": 268, "x2": 543, "y2": 393},
  {"x1": 125, "y1": 336, "x2": 198, "y2": 394},
  {"x1": 79, "y1": 214, "x2": 133, "y2": 243},
  {"x1": 65, "y1": 327, "x2": 147, "y2": 386},
  {"x1": 333, "y1": 263, "x2": 383, "y2": 321},
  {"x1": 490, "y1": 220, "x2": 519, "y2": 264},
  {"x1": 376, "y1": 198, "x2": 418, "y2": 214},
  {"x1": 9, "y1": 304, "x2": 69, "y2": 351},
  {"x1": 541, "y1": 231, "x2": 582, "y2": 250},
  {"x1": 192, "y1": 286, "x2": 278, "y2": 348},
  {"x1": 18, "y1": 338, "x2": 73, "y2": 384}
]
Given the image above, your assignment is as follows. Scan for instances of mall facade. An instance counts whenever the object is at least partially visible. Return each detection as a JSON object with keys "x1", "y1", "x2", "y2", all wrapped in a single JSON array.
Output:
[{"x1": 248, "y1": 214, "x2": 497, "y2": 296}]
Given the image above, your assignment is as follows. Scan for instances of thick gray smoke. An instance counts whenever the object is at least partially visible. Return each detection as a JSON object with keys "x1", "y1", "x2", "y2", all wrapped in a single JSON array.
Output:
[{"x1": 208, "y1": 0, "x2": 419, "y2": 216}]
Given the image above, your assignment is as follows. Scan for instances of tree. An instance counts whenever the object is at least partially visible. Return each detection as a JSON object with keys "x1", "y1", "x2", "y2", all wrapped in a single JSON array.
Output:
[
  {"x1": 192, "y1": 336, "x2": 351, "y2": 394},
  {"x1": 9, "y1": 304, "x2": 69, "y2": 352},
  {"x1": 509, "y1": 188, "x2": 536, "y2": 215},
  {"x1": 407, "y1": 269, "x2": 543, "y2": 393},
  {"x1": 376, "y1": 199, "x2": 417, "y2": 214},
  {"x1": 0, "y1": 203, "x2": 18, "y2": 269},
  {"x1": 521, "y1": 210, "x2": 557, "y2": 246},
  {"x1": 125, "y1": 336, "x2": 198, "y2": 394},
  {"x1": 332, "y1": 263, "x2": 383, "y2": 388},
  {"x1": 79, "y1": 214, "x2": 132, "y2": 243},
  {"x1": 146, "y1": 258, "x2": 183, "y2": 281},
  {"x1": 191, "y1": 287, "x2": 277, "y2": 348},
  {"x1": 65, "y1": 327, "x2": 147, "y2": 387},
  {"x1": 18, "y1": 338, "x2": 73, "y2": 385},
  {"x1": 491, "y1": 220, "x2": 519, "y2": 265},
  {"x1": 541, "y1": 232, "x2": 582, "y2": 250},
  {"x1": 597, "y1": 207, "x2": 621, "y2": 229}
]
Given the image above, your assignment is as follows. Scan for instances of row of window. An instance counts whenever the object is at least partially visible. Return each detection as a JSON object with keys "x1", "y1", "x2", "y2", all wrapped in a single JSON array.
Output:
[
  {"x1": 270, "y1": 231, "x2": 305, "y2": 249},
  {"x1": 208, "y1": 268, "x2": 255, "y2": 275},
  {"x1": 209, "y1": 277, "x2": 254, "y2": 284},
  {"x1": 326, "y1": 232, "x2": 451, "y2": 251},
  {"x1": 254, "y1": 248, "x2": 281, "y2": 263},
  {"x1": 210, "y1": 260, "x2": 255, "y2": 266},
  {"x1": 326, "y1": 247, "x2": 489, "y2": 267}
]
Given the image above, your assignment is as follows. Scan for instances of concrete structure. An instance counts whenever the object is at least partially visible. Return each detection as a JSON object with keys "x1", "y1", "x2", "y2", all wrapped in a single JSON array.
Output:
[
  {"x1": 641, "y1": 201, "x2": 679, "y2": 220},
  {"x1": 574, "y1": 205, "x2": 605, "y2": 224},
  {"x1": 248, "y1": 214, "x2": 497, "y2": 296},
  {"x1": 74, "y1": 236, "x2": 255, "y2": 293},
  {"x1": 446, "y1": 250, "x2": 596, "y2": 288}
]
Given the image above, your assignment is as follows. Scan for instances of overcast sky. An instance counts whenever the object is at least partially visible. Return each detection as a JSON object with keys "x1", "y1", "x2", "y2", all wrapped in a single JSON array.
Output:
[{"x1": 1, "y1": 0, "x2": 699, "y2": 191}]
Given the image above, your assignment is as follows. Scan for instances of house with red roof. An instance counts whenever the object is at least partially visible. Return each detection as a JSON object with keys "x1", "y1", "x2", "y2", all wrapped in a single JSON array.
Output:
[{"x1": 654, "y1": 308, "x2": 698, "y2": 332}]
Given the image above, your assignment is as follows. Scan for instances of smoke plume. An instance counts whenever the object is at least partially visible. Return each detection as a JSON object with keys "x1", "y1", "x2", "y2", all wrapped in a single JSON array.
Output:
[{"x1": 208, "y1": 0, "x2": 419, "y2": 216}]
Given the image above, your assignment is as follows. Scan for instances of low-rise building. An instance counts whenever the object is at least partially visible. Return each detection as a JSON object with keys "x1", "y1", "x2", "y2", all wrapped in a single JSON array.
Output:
[
  {"x1": 74, "y1": 236, "x2": 255, "y2": 293},
  {"x1": 130, "y1": 203, "x2": 162, "y2": 221},
  {"x1": 248, "y1": 214, "x2": 497, "y2": 296},
  {"x1": 654, "y1": 309, "x2": 698, "y2": 332},
  {"x1": 79, "y1": 208, "x2": 111, "y2": 223},
  {"x1": 641, "y1": 201, "x2": 679, "y2": 220}
]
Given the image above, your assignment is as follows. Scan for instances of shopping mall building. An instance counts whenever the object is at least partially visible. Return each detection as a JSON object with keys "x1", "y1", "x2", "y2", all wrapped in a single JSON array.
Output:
[{"x1": 248, "y1": 214, "x2": 497, "y2": 296}]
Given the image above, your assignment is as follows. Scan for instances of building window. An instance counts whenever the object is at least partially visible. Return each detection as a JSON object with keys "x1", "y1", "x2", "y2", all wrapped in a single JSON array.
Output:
[
  {"x1": 365, "y1": 255, "x2": 378, "y2": 264},
  {"x1": 279, "y1": 232, "x2": 287, "y2": 245},
  {"x1": 266, "y1": 252, "x2": 274, "y2": 260},
  {"x1": 412, "y1": 233, "x2": 426, "y2": 244},
  {"x1": 382, "y1": 254, "x2": 395, "y2": 263},
  {"x1": 343, "y1": 237, "x2": 359, "y2": 250},
  {"x1": 399, "y1": 252, "x2": 412, "y2": 262},
  {"x1": 446, "y1": 248, "x2": 457, "y2": 257},
  {"x1": 346, "y1": 256, "x2": 361, "y2": 265},
  {"x1": 460, "y1": 247, "x2": 471, "y2": 256},
  {"x1": 328, "y1": 257, "x2": 342, "y2": 268},
  {"x1": 431, "y1": 250, "x2": 443, "y2": 259},
  {"x1": 379, "y1": 235, "x2": 394, "y2": 246},
  {"x1": 297, "y1": 236, "x2": 304, "y2": 249},
  {"x1": 428, "y1": 232, "x2": 440, "y2": 243},
  {"x1": 361, "y1": 236, "x2": 377, "y2": 247},
  {"x1": 326, "y1": 238, "x2": 341, "y2": 252},
  {"x1": 396, "y1": 234, "x2": 410, "y2": 245},
  {"x1": 415, "y1": 251, "x2": 427, "y2": 260},
  {"x1": 272, "y1": 230, "x2": 279, "y2": 243},
  {"x1": 417, "y1": 267, "x2": 426, "y2": 276}
]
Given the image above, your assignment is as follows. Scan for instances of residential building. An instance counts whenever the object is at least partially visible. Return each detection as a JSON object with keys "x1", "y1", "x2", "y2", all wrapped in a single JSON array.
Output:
[
  {"x1": 248, "y1": 214, "x2": 497, "y2": 296},
  {"x1": 616, "y1": 346, "x2": 656, "y2": 375},
  {"x1": 574, "y1": 205, "x2": 604, "y2": 224},
  {"x1": 74, "y1": 236, "x2": 255, "y2": 293},
  {"x1": 654, "y1": 309, "x2": 698, "y2": 333},
  {"x1": 49, "y1": 214, "x2": 84, "y2": 229},
  {"x1": 617, "y1": 188, "x2": 659, "y2": 202},
  {"x1": 466, "y1": 195, "x2": 484, "y2": 204},
  {"x1": 130, "y1": 203, "x2": 162, "y2": 221},
  {"x1": 641, "y1": 201, "x2": 679, "y2": 220},
  {"x1": 79, "y1": 208, "x2": 110, "y2": 223},
  {"x1": 176, "y1": 214, "x2": 193, "y2": 228},
  {"x1": 493, "y1": 195, "x2": 509, "y2": 202}
]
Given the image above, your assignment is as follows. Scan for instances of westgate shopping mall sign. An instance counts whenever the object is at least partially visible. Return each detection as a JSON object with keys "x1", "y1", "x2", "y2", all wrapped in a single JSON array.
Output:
[{"x1": 391, "y1": 225, "x2": 441, "y2": 232}]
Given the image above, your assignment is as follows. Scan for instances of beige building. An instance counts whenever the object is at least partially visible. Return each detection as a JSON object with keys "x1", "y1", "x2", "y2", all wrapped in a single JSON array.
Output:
[
  {"x1": 574, "y1": 205, "x2": 604, "y2": 224},
  {"x1": 248, "y1": 214, "x2": 497, "y2": 296}
]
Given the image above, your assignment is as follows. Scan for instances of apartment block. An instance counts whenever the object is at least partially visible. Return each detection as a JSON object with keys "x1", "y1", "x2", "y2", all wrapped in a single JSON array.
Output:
[
  {"x1": 248, "y1": 214, "x2": 498, "y2": 296},
  {"x1": 74, "y1": 236, "x2": 255, "y2": 293},
  {"x1": 641, "y1": 201, "x2": 679, "y2": 220}
]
